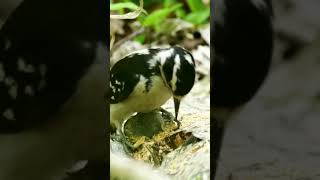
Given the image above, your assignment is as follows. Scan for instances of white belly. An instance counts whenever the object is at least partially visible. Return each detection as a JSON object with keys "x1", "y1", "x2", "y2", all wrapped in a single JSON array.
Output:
[
  {"x1": 131, "y1": 76, "x2": 172, "y2": 112},
  {"x1": 110, "y1": 76, "x2": 172, "y2": 128}
]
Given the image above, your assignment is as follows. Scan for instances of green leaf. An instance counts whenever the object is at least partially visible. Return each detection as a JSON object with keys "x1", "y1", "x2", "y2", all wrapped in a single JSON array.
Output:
[
  {"x1": 110, "y1": 2, "x2": 139, "y2": 11},
  {"x1": 164, "y1": 0, "x2": 177, "y2": 7},
  {"x1": 134, "y1": 34, "x2": 145, "y2": 44},
  {"x1": 187, "y1": 0, "x2": 207, "y2": 12},
  {"x1": 184, "y1": 8, "x2": 210, "y2": 24},
  {"x1": 175, "y1": 8, "x2": 186, "y2": 18},
  {"x1": 142, "y1": 3, "x2": 182, "y2": 26}
]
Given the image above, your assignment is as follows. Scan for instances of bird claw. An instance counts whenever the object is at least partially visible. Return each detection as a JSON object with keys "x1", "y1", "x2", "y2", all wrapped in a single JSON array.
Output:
[{"x1": 111, "y1": 129, "x2": 140, "y2": 153}]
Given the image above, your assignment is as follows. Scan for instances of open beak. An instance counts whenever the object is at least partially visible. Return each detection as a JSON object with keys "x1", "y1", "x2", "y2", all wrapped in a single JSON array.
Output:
[{"x1": 174, "y1": 97, "x2": 181, "y2": 121}]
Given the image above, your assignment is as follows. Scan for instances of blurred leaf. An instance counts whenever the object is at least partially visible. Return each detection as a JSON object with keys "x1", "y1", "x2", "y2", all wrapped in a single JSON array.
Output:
[
  {"x1": 134, "y1": 34, "x2": 146, "y2": 44},
  {"x1": 110, "y1": 0, "x2": 146, "y2": 19},
  {"x1": 110, "y1": 9, "x2": 143, "y2": 19},
  {"x1": 175, "y1": 8, "x2": 186, "y2": 18},
  {"x1": 130, "y1": 0, "x2": 162, "y2": 8},
  {"x1": 110, "y1": 2, "x2": 140, "y2": 11},
  {"x1": 142, "y1": 3, "x2": 182, "y2": 26},
  {"x1": 184, "y1": 8, "x2": 210, "y2": 25},
  {"x1": 164, "y1": 0, "x2": 177, "y2": 7},
  {"x1": 187, "y1": 0, "x2": 207, "y2": 12}
]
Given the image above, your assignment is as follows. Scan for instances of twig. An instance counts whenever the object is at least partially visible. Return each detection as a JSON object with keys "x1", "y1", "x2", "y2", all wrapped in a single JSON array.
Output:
[
  {"x1": 110, "y1": 0, "x2": 146, "y2": 20},
  {"x1": 110, "y1": 27, "x2": 145, "y2": 56}
]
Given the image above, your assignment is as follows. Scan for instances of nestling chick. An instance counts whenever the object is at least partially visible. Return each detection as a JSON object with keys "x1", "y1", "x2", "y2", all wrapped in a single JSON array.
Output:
[{"x1": 110, "y1": 46, "x2": 196, "y2": 133}]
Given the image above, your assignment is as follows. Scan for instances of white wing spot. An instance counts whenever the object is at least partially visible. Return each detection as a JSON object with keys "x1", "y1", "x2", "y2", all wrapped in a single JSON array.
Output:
[
  {"x1": 0, "y1": 62, "x2": 5, "y2": 82},
  {"x1": 121, "y1": 84, "x2": 125, "y2": 91},
  {"x1": 4, "y1": 77, "x2": 15, "y2": 86},
  {"x1": 110, "y1": 82, "x2": 115, "y2": 92},
  {"x1": 8, "y1": 85, "x2": 18, "y2": 99},
  {"x1": 17, "y1": 58, "x2": 26, "y2": 71},
  {"x1": 251, "y1": 0, "x2": 267, "y2": 10},
  {"x1": 2, "y1": 108, "x2": 15, "y2": 120},
  {"x1": 115, "y1": 80, "x2": 121, "y2": 85},
  {"x1": 25, "y1": 85, "x2": 35, "y2": 96},
  {"x1": 17, "y1": 58, "x2": 35, "y2": 73},
  {"x1": 25, "y1": 64, "x2": 35, "y2": 73},
  {"x1": 147, "y1": 56, "x2": 159, "y2": 69},
  {"x1": 139, "y1": 75, "x2": 147, "y2": 82}
]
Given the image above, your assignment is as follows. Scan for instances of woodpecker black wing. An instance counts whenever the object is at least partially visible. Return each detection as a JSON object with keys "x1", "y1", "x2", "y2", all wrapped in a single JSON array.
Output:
[
  {"x1": 110, "y1": 49, "x2": 161, "y2": 104},
  {"x1": 0, "y1": 36, "x2": 98, "y2": 133},
  {"x1": 0, "y1": 0, "x2": 106, "y2": 133},
  {"x1": 212, "y1": 0, "x2": 273, "y2": 108}
]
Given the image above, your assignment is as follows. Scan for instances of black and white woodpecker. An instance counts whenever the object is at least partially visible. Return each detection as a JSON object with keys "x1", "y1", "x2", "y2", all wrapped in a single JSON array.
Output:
[
  {"x1": 110, "y1": 46, "x2": 196, "y2": 134},
  {"x1": 0, "y1": 0, "x2": 107, "y2": 179},
  {"x1": 212, "y1": 0, "x2": 273, "y2": 178}
]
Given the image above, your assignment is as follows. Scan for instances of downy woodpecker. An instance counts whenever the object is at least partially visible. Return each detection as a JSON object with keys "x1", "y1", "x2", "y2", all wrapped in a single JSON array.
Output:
[
  {"x1": 110, "y1": 46, "x2": 196, "y2": 134},
  {"x1": 212, "y1": 0, "x2": 273, "y2": 178}
]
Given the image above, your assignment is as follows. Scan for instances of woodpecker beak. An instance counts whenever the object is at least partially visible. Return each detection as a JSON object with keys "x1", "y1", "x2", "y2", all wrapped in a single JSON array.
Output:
[{"x1": 174, "y1": 97, "x2": 181, "y2": 121}]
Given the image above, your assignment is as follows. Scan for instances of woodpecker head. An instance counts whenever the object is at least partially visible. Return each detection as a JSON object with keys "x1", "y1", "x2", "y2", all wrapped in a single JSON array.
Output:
[{"x1": 158, "y1": 46, "x2": 196, "y2": 121}]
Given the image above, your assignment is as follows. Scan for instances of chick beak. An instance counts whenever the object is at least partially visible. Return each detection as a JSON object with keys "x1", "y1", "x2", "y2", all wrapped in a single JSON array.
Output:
[{"x1": 174, "y1": 97, "x2": 181, "y2": 128}]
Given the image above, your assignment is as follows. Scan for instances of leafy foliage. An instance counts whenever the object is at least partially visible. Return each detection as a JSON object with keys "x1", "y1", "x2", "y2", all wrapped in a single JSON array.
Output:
[
  {"x1": 111, "y1": 0, "x2": 210, "y2": 26},
  {"x1": 110, "y1": 0, "x2": 210, "y2": 44}
]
